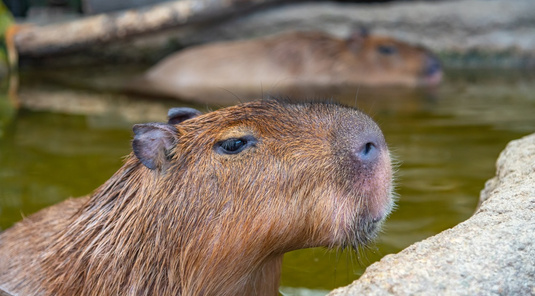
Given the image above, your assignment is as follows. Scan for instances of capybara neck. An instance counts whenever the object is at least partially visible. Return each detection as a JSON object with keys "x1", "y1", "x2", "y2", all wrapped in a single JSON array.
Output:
[
  {"x1": 0, "y1": 99, "x2": 394, "y2": 296},
  {"x1": 40, "y1": 158, "x2": 281, "y2": 296}
]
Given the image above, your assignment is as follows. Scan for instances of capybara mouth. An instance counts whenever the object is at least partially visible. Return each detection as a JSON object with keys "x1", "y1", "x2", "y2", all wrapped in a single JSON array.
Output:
[
  {"x1": 359, "y1": 218, "x2": 383, "y2": 244},
  {"x1": 343, "y1": 196, "x2": 394, "y2": 250},
  {"x1": 349, "y1": 190, "x2": 394, "y2": 249}
]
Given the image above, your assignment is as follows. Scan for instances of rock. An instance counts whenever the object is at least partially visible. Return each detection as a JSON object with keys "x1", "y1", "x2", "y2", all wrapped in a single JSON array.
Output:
[{"x1": 329, "y1": 133, "x2": 535, "y2": 295}]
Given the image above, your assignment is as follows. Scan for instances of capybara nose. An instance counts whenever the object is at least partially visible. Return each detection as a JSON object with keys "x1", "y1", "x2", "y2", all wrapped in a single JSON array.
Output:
[{"x1": 355, "y1": 135, "x2": 382, "y2": 166}]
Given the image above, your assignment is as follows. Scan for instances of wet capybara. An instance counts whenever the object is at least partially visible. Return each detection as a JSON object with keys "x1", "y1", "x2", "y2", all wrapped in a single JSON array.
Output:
[
  {"x1": 0, "y1": 99, "x2": 394, "y2": 296},
  {"x1": 136, "y1": 31, "x2": 442, "y2": 102}
]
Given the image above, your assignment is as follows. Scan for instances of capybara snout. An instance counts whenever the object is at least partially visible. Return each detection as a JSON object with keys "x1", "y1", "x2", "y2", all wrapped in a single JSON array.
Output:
[{"x1": 0, "y1": 99, "x2": 393, "y2": 296}]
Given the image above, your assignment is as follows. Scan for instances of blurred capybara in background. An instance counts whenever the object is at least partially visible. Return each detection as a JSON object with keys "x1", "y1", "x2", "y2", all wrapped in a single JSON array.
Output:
[
  {"x1": 0, "y1": 99, "x2": 394, "y2": 296},
  {"x1": 135, "y1": 31, "x2": 442, "y2": 102}
]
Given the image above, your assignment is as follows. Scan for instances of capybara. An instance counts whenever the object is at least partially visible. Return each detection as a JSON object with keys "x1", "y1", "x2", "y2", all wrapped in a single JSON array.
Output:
[
  {"x1": 0, "y1": 99, "x2": 394, "y2": 296},
  {"x1": 136, "y1": 31, "x2": 442, "y2": 102}
]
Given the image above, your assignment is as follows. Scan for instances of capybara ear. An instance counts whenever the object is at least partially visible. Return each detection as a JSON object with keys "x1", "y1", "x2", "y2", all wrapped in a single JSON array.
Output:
[
  {"x1": 132, "y1": 123, "x2": 178, "y2": 170},
  {"x1": 347, "y1": 27, "x2": 370, "y2": 53},
  {"x1": 168, "y1": 107, "x2": 202, "y2": 125}
]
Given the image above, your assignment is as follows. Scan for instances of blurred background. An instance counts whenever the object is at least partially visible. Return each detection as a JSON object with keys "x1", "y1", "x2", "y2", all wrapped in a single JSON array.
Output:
[{"x1": 0, "y1": 0, "x2": 534, "y2": 295}]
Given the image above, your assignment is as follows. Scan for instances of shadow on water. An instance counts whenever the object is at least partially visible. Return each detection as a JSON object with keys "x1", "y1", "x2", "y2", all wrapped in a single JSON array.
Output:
[{"x1": 0, "y1": 67, "x2": 534, "y2": 295}]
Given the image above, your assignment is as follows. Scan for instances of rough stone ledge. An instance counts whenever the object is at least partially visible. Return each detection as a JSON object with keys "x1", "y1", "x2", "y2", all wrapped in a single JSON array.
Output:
[{"x1": 329, "y1": 133, "x2": 535, "y2": 296}]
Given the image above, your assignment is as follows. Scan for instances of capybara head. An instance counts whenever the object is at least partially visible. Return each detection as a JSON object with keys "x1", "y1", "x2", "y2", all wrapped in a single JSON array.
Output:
[
  {"x1": 344, "y1": 30, "x2": 442, "y2": 86},
  {"x1": 133, "y1": 99, "x2": 393, "y2": 248},
  {"x1": 0, "y1": 99, "x2": 394, "y2": 296}
]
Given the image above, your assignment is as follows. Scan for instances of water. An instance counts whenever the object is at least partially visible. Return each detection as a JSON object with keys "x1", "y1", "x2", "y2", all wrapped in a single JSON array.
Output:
[{"x1": 1, "y1": 68, "x2": 534, "y2": 295}]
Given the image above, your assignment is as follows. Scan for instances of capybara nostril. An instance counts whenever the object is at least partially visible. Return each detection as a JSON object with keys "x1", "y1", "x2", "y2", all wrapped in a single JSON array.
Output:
[
  {"x1": 354, "y1": 131, "x2": 384, "y2": 167},
  {"x1": 357, "y1": 141, "x2": 379, "y2": 164}
]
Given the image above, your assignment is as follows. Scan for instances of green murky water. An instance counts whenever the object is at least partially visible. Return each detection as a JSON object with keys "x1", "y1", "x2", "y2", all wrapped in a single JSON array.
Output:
[{"x1": 1, "y1": 68, "x2": 534, "y2": 295}]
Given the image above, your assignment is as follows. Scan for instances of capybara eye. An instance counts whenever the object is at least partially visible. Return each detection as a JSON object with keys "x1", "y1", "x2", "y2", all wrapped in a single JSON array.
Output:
[
  {"x1": 377, "y1": 45, "x2": 397, "y2": 55},
  {"x1": 215, "y1": 136, "x2": 257, "y2": 155}
]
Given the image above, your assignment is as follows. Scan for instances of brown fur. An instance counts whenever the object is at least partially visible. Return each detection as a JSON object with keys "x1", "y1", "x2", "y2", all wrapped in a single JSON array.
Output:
[
  {"x1": 0, "y1": 99, "x2": 394, "y2": 296},
  {"x1": 135, "y1": 31, "x2": 442, "y2": 102}
]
